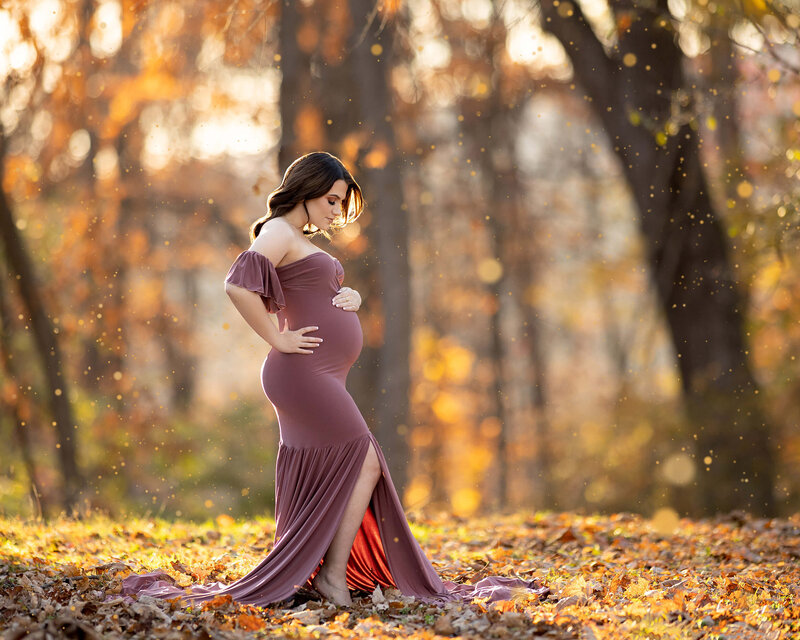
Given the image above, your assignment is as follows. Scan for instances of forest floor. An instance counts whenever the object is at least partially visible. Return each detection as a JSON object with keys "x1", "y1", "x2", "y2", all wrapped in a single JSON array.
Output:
[{"x1": 1, "y1": 508, "x2": 798, "y2": 639}]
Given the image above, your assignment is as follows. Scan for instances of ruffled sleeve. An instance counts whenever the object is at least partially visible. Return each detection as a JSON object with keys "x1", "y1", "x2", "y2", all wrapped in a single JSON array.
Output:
[{"x1": 224, "y1": 250, "x2": 286, "y2": 313}]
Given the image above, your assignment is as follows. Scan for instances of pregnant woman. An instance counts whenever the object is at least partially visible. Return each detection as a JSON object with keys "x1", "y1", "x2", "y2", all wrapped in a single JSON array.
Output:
[{"x1": 117, "y1": 152, "x2": 548, "y2": 608}]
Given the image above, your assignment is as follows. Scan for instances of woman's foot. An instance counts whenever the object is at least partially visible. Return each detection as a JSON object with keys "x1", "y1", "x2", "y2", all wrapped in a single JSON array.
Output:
[{"x1": 311, "y1": 569, "x2": 352, "y2": 607}]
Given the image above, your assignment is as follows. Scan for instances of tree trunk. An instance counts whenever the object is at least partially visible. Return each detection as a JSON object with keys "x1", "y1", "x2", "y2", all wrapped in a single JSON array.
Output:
[
  {"x1": 0, "y1": 130, "x2": 83, "y2": 515},
  {"x1": 277, "y1": 0, "x2": 308, "y2": 171},
  {"x1": 345, "y1": 0, "x2": 412, "y2": 496},
  {"x1": 275, "y1": 1, "x2": 413, "y2": 495},
  {"x1": 0, "y1": 272, "x2": 46, "y2": 520},
  {"x1": 539, "y1": 0, "x2": 775, "y2": 515}
]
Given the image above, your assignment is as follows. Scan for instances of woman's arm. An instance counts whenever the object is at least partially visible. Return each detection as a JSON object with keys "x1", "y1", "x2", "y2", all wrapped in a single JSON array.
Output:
[
  {"x1": 225, "y1": 223, "x2": 290, "y2": 349},
  {"x1": 224, "y1": 223, "x2": 323, "y2": 354},
  {"x1": 225, "y1": 284, "x2": 286, "y2": 348}
]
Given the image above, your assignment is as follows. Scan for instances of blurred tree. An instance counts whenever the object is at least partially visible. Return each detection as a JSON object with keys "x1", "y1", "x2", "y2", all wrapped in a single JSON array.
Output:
[
  {"x1": 539, "y1": 0, "x2": 777, "y2": 515},
  {"x1": 468, "y1": 1, "x2": 552, "y2": 511},
  {"x1": 0, "y1": 6, "x2": 84, "y2": 515},
  {"x1": 429, "y1": 0, "x2": 553, "y2": 510},
  {"x1": 345, "y1": 0, "x2": 413, "y2": 493},
  {"x1": 0, "y1": 125, "x2": 84, "y2": 515},
  {"x1": 0, "y1": 181, "x2": 45, "y2": 518},
  {"x1": 274, "y1": 1, "x2": 413, "y2": 492}
]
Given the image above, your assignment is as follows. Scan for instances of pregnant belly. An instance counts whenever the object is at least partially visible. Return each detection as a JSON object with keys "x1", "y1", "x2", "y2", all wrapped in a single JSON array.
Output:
[
  {"x1": 262, "y1": 306, "x2": 363, "y2": 400},
  {"x1": 310, "y1": 306, "x2": 363, "y2": 366}
]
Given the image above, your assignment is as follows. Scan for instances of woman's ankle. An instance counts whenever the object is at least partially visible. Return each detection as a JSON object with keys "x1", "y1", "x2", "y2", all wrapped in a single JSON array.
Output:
[{"x1": 318, "y1": 564, "x2": 345, "y2": 582}]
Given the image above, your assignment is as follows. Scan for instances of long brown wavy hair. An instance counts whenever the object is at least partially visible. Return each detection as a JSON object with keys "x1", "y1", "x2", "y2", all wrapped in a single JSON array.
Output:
[{"x1": 250, "y1": 151, "x2": 365, "y2": 242}]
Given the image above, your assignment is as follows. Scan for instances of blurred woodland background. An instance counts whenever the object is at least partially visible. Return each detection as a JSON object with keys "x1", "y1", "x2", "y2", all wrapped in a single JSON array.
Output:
[{"x1": 1, "y1": 0, "x2": 799, "y2": 524}]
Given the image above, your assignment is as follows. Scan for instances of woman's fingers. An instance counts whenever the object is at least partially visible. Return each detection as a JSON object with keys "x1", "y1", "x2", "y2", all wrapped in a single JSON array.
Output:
[
  {"x1": 297, "y1": 328, "x2": 321, "y2": 353},
  {"x1": 286, "y1": 326, "x2": 324, "y2": 353},
  {"x1": 295, "y1": 327, "x2": 321, "y2": 349}
]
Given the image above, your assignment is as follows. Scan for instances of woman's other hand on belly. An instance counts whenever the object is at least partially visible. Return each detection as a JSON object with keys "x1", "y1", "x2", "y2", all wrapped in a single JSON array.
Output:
[{"x1": 332, "y1": 286, "x2": 361, "y2": 311}]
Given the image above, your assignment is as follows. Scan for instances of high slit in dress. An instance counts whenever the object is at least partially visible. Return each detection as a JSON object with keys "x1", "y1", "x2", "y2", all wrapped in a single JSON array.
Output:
[{"x1": 113, "y1": 249, "x2": 549, "y2": 607}]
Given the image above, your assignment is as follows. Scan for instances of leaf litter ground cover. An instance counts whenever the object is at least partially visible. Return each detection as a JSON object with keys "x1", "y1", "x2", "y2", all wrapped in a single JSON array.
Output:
[{"x1": 1, "y1": 509, "x2": 799, "y2": 639}]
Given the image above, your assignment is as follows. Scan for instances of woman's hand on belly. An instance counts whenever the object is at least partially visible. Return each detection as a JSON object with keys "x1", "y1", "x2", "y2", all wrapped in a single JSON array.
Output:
[
  {"x1": 332, "y1": 286, "x2": 361, "y2": 311},
  {"x1": 275, "y1": 322, "x2": 324, "y2": 354}
]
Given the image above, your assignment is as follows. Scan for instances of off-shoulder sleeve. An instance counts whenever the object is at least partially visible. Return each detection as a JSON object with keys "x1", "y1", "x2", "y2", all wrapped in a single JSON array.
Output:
[{"x1": 224, "y1": 250, "x2": 286, "y2": 313}]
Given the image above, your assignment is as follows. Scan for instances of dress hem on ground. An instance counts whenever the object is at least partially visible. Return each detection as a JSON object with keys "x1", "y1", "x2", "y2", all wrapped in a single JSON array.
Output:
[{"x1": 108, "y1": 430, "x2": 549, "y2": 608}]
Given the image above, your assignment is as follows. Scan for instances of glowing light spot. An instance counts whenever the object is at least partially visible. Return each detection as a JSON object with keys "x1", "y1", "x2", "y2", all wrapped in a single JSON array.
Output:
[
  {"x1": 660, "y1": 452, "x2": 695, "y2": 485},
  {"x1": 477, "y1": 258, "x2": 503, "y2": 284},
  {"x1": 431, "y1": 392, "x2": 461, "y2": 423},
  {"x1": 422, "y1": 359, "x2": 445, "y2": 381},
  {"x1": 404, "y1": 476, "x2": 431, "y2": 507},
  {"x1": 216, "y1": 514, "x2": 235, "y2": 527},
  {"x1": 650, "y1": 507, "x2": 680, "y2": 536},
  {"x1": 364, "y1": 142, "x2": 389, "y2": 169},
  {"x1": 736, "y1": 181, "x2": 753, "y2": 198},
  {"x1": 451, "y1": 488, "x2": 481, "y2": 517},
  {"x1": 557, "y1": 1, "x2": 574, "y2": 18},
  {"x1": 68, "y1": 129, "x2": 91, "y2": 163}
]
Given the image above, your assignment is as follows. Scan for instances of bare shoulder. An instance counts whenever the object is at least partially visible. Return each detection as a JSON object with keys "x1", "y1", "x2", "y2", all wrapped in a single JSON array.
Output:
[{"x1": 248, "y1": 218, "x2": 294, "y2": 265}]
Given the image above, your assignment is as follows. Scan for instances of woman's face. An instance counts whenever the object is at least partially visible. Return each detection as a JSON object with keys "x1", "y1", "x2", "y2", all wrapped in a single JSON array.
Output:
[{"x1": 307, "y1": 179, "x2": 347, "y2": 230}]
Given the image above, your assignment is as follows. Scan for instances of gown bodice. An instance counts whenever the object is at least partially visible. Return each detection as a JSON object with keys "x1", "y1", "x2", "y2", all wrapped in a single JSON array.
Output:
[{"x1": 224, "y1": 249, "x2": 363, "y2": 370}]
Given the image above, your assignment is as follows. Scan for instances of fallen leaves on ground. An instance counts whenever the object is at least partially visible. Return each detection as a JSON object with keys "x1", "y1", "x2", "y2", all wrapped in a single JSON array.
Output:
[{"x1": 1, "y1": 509, "x2": 799, "y2": 638}]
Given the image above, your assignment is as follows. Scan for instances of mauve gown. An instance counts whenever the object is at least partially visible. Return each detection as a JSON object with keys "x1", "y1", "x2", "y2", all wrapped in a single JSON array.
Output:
[{"x1": 112, "y1": 249, "x2": 549, "y2": 607}]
